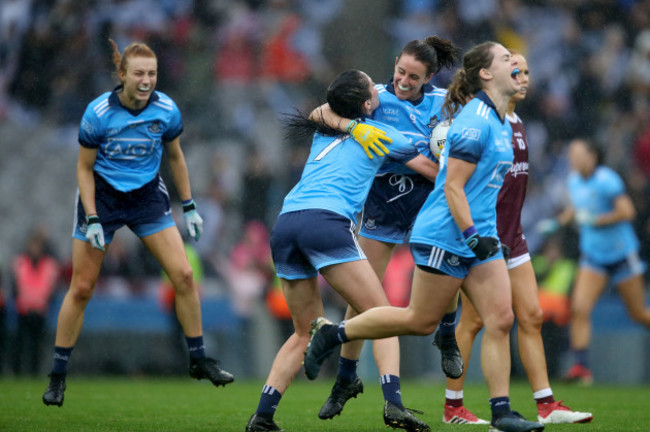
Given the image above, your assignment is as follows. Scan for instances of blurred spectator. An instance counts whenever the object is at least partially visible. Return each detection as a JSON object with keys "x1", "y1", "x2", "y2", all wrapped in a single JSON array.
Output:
[
  {"x1": 226, "y1": 220, "x2": 273, "y2": 377},
  {"x1": 265, "y1": 270, "x2": 293, "y2": 344},
  {"x1": 240, "y1": 149, "x2": 273, "y2": 226},
  {"x1": 195, "y1": 180, "x2": 227, "y2": 278},
  {"x1": 532, "y1": 230, "x2": 578, "y2": 378},
  {"x1": 97, "y1": 232, "x2": 142, "y2": 298},
  {"x1": 213, "y1": 2, "x2": 261, "y2": 140},
  {"x1": 627, "y1": 29, "x2": 650, "y2": 108},
  {"x1": 382, "y1": 244, "x2": 414, "y2": 308},
  {"x1": 10, "y1": 227, "x2": 60, "y2": 375}
]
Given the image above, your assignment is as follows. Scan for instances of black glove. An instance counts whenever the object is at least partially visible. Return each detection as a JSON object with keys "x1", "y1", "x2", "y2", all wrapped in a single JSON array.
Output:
[
  {"x1": 464, "y1": 233, "x2": 500, "y2": 260},
  {"x1": 501, "y1": 243, "x2": 511, "y2": 261}
]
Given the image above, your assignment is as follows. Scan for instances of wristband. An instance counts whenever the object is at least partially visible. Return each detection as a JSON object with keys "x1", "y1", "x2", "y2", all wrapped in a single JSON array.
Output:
[
  {"x1": 462, "y1": 225, "x2": 478, "y2": 239},
  {"x1": 345, "y1": 120, "x2": 358, "y2": 133},
  {"x1": 86, "y1": 215, "x2": 100, "y2": 225},
  {"x1": 182, "y1": 199, "x2": 196, "y2": 212}
]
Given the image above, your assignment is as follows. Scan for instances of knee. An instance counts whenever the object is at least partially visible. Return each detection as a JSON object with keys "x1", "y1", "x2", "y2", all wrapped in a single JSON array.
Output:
[
  {"x1": 517, "y1": 305, "x2": 544, "y2": 332},
  {"x1": 485, "y1": 309, "x2": 514, "y2": 335},
  {"x1": 570, "y1": 302, "x2": 590, "y2": 320},
  {"x1": 459, "y1": 313, "x2": 484, "y2": 336},
  {"x1": 405, "y1": 311, "x2": 439, "y2": 336},
  {"x1": 171, "y1": 266, "x2": 195, "y2": 294},
  {"x1": 69, "y1": 279, "x2": 95, "y2": 304}
]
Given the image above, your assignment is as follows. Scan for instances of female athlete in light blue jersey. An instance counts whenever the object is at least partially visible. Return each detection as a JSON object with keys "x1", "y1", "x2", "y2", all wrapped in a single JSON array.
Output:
[
  {"x1": 441, "y1": 53, "x2": 592, "y2": 426},
  {"x1": 43, "y1": 40, "x2": 233, "y2": 408},
  {"x1": 310, "y1": 36, "x2": 465, "y2": 418},
  {"x1": 305, "y1": 42, "x2": 546, "y2": 432},
  {"x1": 559, "y1": 138, "x2": 650, "y2": 384},
  {"x1": 246, "y1": 69, "x2": 438, "y2": 432}
]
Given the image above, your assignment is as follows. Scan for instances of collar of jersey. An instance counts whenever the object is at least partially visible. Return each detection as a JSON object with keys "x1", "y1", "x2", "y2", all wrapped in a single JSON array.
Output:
[
  {"x1": 474, "y1": 91, "x2": 505, "y2": 124},
  {"x1": 108, "y1": 85, "x2": 159, "y2": 115},
  {"x1": 386, "y1": 77, "x2": 434, "y2": 106}
]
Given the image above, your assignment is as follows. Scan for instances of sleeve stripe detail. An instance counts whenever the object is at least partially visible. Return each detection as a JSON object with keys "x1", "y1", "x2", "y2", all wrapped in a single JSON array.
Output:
[
  {"x1": 94, "y1": 98, "x2": 110, "y2": 117},
  {"x1": 152, "y1": 101, "x2": 173, "y2": 111}
]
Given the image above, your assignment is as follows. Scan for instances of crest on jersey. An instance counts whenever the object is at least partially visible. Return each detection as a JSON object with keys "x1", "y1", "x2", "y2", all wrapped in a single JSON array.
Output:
[
  {"x1": 364, "y1": 218, "x2": 377, "y2": 230},
  {"x1": 148, "y1": 121, "x2": 161, "y2": 133},
  {"x1": 446, "y1": 254, "x2": 460, "y2": 266},
  {"x1": 427, "y1": 115, "x2": 440, "y2": 129}
]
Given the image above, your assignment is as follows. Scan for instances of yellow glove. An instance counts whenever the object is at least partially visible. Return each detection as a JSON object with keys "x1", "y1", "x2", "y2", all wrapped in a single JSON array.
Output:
[{"x1": 347, "y1": 120, "x2": 392, "y2": 160}]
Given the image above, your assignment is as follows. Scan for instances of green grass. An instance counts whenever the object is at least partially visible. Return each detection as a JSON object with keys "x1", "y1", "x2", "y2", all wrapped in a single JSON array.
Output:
[{"x1": 2, "y1": 377, "x2": 649, "y2": 431}]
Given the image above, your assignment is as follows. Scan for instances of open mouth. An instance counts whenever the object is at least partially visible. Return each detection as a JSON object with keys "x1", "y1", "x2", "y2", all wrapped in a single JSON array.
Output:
[
  {"x1": 510, "y1": 68, "x2": 520, "y2": 85},
  {"x1": 397, "y1": 83, "x2": 411, "y2": 92}
]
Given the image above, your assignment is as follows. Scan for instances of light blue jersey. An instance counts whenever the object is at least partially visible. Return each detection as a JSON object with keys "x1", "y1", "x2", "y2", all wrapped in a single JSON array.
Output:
[
  {"x1": 280, "y1": 119, "x2": 418, "y2": 221},
  {"x1": 78, "y1": 87, "x2": 183, "y2": 192},
  {"x1": 371, "y1": 80, "x2": 447, "y2": 174},
  {"x1": 410, "y1": 92, "x2": 514, "y2": 257},
  {"x1": 568, "y1": 166, "x2": 640, "y2": 264}
]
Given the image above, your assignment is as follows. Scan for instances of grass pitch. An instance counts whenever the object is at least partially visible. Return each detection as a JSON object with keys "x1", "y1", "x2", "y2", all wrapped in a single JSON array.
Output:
[{"x1": 2, "y1": 376, "x2": 649, "y2": 431}]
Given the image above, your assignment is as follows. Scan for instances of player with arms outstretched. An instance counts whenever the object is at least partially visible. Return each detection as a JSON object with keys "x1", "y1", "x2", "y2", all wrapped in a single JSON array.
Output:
[{"x1": 42, "y1": 39, "x2": 233, "y2": 407}]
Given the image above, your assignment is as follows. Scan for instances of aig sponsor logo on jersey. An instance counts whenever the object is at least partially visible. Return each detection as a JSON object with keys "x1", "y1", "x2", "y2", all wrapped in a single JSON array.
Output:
[
  {"x1": 105, "y1": 138, "x2": 156, "y2": 160},
  {"x1": 382, "y1": 108, "x2": 398, "y2": 116},
  {"x1": 461, "y1": 128, "x2": 481, "y2": 141}
]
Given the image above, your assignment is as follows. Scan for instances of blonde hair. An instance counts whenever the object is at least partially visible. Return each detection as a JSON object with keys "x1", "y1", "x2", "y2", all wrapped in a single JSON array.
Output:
[{"x1": 108, "y1": 39, "x2": 156, "y2": 81}]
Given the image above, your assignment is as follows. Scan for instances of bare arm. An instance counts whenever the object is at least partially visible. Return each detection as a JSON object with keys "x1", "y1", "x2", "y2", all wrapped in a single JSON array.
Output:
[
  {"x1": 444, "y1": 157, "x2": 476, "y2": 232},
  {"x1": 405, "y1": 155, "x2": 439, "y2": 183},
  {"x1": 309, "y1": 103, "x2": 349, "y2": 132},
  {"x1": 165, "y1": 137, "x2": 192, "y2": 201},
  {"x1": 594, "y1": 194, "x2": 636, "y2": 226},
  {"x1": 77, "y1": 146, "x2": 98, "y2": 216},
  {"x1": 556, "y1": 206, "x2": 575, "y2": 226}
]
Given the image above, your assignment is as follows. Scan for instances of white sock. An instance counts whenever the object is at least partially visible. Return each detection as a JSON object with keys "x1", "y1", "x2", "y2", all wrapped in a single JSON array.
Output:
[
  {"x1": 445, "y1": 389, "x2": 463, "y2": 400},
  {"x1": 533, "y1": 388, "x2": 553, "y2": 401}
]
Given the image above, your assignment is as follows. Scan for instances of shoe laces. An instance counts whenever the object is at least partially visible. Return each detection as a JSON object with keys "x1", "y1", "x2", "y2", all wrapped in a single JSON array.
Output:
[
  {"x1": 454, "y1": 406, "x2": 477, "y2": 419},
  {"x1": 548, "y1": 400, "x2": 572, "y2": 411},
  {"x1": 404, "y1": 406, "x2": 425, "y2": 416}
]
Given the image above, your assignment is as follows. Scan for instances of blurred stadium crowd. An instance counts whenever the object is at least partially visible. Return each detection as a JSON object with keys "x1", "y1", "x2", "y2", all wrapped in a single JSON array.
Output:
[{"x1": 1, "y1": 0, "x2": 650, "y2": 378}]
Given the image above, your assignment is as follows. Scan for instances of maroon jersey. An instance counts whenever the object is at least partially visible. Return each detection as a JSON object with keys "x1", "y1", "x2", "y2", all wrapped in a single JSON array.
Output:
[{"x1": 497, "y1": 112, "x2": 529, "y2": 257}]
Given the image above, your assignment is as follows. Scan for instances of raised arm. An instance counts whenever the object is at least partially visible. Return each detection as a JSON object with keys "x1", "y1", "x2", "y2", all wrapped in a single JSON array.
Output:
[{"x1": 310, "y1": 103, "x2": 392, "y2": 160}]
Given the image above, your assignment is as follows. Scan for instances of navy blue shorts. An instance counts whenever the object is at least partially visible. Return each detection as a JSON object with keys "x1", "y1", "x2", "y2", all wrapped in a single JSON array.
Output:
[
  {"x1": 359, "y1": 173, "x2": 434, "y2": 244},
  {"x1": 580, "y1": 251, "x2": 647, "y2": 285},
  {"x1": 270, "y1": 209, "x2": 366, "y2": 280},
  {"x1": 73, "y1": 173, "x2": 175, "y2": 245},
  {"x1": 410, "y1": 242, "x2": 505, "y2": 279}
]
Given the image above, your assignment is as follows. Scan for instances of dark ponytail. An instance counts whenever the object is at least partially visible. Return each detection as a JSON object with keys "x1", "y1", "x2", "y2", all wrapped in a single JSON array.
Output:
[{"x1": 400, "y1": 35, "x2": 461, "y2": 76}]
